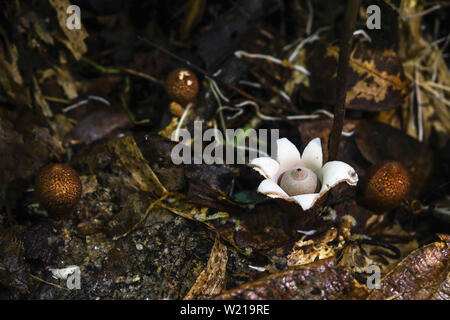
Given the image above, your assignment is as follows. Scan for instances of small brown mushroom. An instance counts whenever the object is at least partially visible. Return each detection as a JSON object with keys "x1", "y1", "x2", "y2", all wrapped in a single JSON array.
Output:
[
  {"x1": 35, "y1": 163, "x2": 82, "y2": 218},
  {"x1": 279, "y1": 167, "x2": 318, "y2": 196},
  {"x1": 165, "y1": 68, "x2": 199, "y2": 104},
  {"x1": 360, "y1": 160, "x2": 411, "y2": 212}
]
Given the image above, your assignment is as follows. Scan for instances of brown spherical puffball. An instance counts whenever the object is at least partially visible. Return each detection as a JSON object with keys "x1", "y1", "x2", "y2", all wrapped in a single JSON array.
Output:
[
  {"x1": 360, "y1": 160, "x2": 411, "y2": 212},
  {"x1": 165, "y1": 68, "x2": 199, "y2": 104},
  {"x1": 35, "y1": 163, "x2": 82, "y2": 217}
]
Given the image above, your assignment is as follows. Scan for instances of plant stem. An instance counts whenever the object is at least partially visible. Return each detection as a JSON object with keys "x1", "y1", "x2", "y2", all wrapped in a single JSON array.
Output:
[{"x1": 328, "y1": 0, "x2": 360, "y2": 161}]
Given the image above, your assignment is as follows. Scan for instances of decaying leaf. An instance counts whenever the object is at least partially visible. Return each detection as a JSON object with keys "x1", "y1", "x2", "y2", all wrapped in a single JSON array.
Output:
[
  {"x1": 368, "y1": 239, "x2": 449, "y2": 300},
  {"x1": 338, "y1": 232, "x2": 419, "y2": 276},
  {"x1": 185, "y1": 164, "x2": 234, "y2": 211},
  {"x1": 216, "y1": 258, "x2": 368, "y2": 300},
  {"x1": 301, "y1": 41, "x2": 409, "y2": 111},
  {"x1": 185, "y1": 237, "x2": 228, "y2": 299},
  {"x1": 0, "y1": 40, "x2": 28, "y2": 105},
  {"x1": 53, "y1": 66, "x2": 79, "y2": 99},
  {"x1": 32, "y1": 14, "x2": 54, "y2": 45},
  {"x1": 33, "y1": 76, "x2": 53, "y2": 117},
  {"x1": 74, "y1": 135, "x2": 167, "y2": 197},
  {"x1": 48, "y1": 0, "x2": 88, "y2": 60},
  {"x1": 0, "y1": 43, "x2": 22, "y2": 86},
  {"x1": 287, "y1": 228, "x2": 338, "y2": 267},
  {"x1": 0, "y1": 111, "x2": 56, "y2": 208},
  {"x1": 31, "y1": 127, "x2": 65, "y2": 160},
  {"x1": 65, "y1": 109, "x2": 131, "y2": 145},
  {"x1": 0, "y1": 226, "x2": 32, "y2": 297},
  {"x1": 72, "y1": 136, "x2": 170, "y2": 235},
  {"x1": 104, "y1": 136, "x2": 167, "y2": 197}
]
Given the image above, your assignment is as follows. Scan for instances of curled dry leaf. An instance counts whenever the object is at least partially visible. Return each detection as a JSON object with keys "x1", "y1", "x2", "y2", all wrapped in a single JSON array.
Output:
[
  {"x1": 99, "y1": 136, "x2": 167, "y2": 197},
  {"x1": 0, "y1": 40, "x2": 26, "y2": 104},
  {"x1": 65, "y1": 109, "x2": 132, "y2": 145},
  {"x1": 368, "y1": 239, "x2": 450, "y2": 300},
  {"x1": 216, "y1": 258, "x2": 368, "y2": 300},
  {"x1": 184, "y1": 237, "x2": 228, "y2": 300}
]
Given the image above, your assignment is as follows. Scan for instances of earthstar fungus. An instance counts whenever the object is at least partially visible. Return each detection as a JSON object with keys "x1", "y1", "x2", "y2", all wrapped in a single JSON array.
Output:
[{"x1": 250, "y1": 137, "x2": 358, "y2": 211}]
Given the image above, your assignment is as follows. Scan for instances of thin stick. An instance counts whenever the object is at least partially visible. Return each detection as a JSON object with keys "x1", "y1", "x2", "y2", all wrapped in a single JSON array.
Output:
[
  {"x1": 30, "y1": 274, "x2": 68, "y2": 291},
  {"x1": 113, "y1": 192, "x2": 172, "y2": 240},
  {"x1": 414, "y1": 64, "x2": 423, "y2": 141},
  {"x1": 81, "y1": 56, "x2": 163, "y2": 85},
  {"x1": 328, "y1": 0, "x2": 360, "y2": 161},
  {"x1": 401, "y1": 4, "x2": 442, "y2": 21}
]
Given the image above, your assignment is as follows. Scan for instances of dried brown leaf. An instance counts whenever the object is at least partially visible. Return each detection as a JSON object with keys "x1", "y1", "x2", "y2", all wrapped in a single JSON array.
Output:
[
  {"x1": 48, "y1": 0, "x2": 88, "y2": 60},
  {"x1": 65, "y1": 109, "x2": 131, "y2": 145},
  {"x1": 0, "y1": 41, "x2": 28, "y2": 105},
  {"x1": 302, "y1": 41, "x2": 409, "y2": 111},
  {"x1": 368, "y1": 240, "x2": 449, "y2": 300},
  {"x1": 185, "y1": 237, "x2": 228, "y2": 300},
  {"x1": 106, "y1": 136, "x2": 167, "y2": 197},
  {"x1": 287, "y1": 228, "x2": 338, "y2": 267},
  {"x1": 33, "y1": 77, "x2": 53, "y2": 117},
  {"x1": 216, "y1": 258, "x2": 369, "y2": 300},
  {"x1": 53, "y1": 66, "x2": 78, "y2": 99}
]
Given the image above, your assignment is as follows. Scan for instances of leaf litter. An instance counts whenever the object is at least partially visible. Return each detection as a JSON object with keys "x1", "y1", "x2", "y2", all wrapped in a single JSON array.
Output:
[{"x1": 0, "y1": 0, "x2": 448, "y2": 300}]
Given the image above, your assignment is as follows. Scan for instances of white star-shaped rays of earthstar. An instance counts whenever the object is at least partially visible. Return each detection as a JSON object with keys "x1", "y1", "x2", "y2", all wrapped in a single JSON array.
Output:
[{"x1": 250, "y1": 137, "x2": 358, "y2": 211}]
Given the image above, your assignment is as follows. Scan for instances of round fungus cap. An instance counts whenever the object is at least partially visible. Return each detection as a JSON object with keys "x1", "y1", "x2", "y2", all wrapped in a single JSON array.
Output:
[
  {"x1": 361, "y1": 160, "x2": 411, "y2": 212},
  {"x1": 35, "y1": 163, "x2": 82, "y2": 217},
  {"x1": 165, "y1": 68, "x2": 199, "y2": 104}
]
